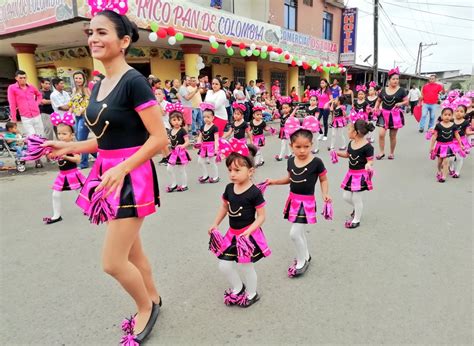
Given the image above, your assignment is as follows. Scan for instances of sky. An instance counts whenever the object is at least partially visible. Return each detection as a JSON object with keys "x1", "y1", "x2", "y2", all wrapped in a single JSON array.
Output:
[{"x1": 345, "y1": 0, "x2": 473, "y2": 75}]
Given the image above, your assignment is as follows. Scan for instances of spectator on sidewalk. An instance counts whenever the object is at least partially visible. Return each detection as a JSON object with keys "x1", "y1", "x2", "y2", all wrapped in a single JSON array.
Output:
[
  {"x1": 7, "y1": 70, "x2": 44, "y2": 167},
  {"x1": 189, "y1": 77, "x2": 203, "y2": 135},
  {"x1": 39, "y1": 77, "x2": 55, "y2": 140},
  {"x1": 50, "y1": 77, "x2": 71, "y2": 116},
  {"x1": 419, "y1": 75, "x2": 444, "y2": 132},
  {"x1": 408, "y1": 85, "x2": 421, "y2": 114},
  {"x1": 179, "y1": 76, "x2": 199, "y2": 134}
]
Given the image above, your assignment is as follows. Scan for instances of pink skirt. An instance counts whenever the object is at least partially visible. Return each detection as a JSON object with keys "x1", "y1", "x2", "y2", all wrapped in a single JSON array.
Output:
[
  {"x1": 332, "y1": 117, "x2": 347, "y2": 128},
  {"x1": 252, "y1": 134, "x2": 265, "y2": 147},
  {"x1": 167, "y1": 147, "x2": 191, "y2": 165},
  {"x1": 217, "y1": 226, "x2": 271, "y2": 263},
  {"x1": 341, "y1": 169, "x2": 373, "y2": 192},
  {"x1": 376, "y1": 108, "x2": 404, "y2": 129},
  {"x1": 198, "y1": 142, "x2": 216, "y2": 158},
  {"x1": 453, "y1": 136, "x2": 471, "y2": 154},
  {"x1": 76, "y1": 146, "x2": 160, "y2": 220},
  {"x1": 283, "y1": 192, "x2": 317, "y2": 224},
  {"x1": 433, "y1": 141, "x2": 459, "y2": 158},
  {"x1": 279, "y1": 127, "x2": 289, "y2": 140},
  {"x1": 53, "y1": 168, "x2": 86, "y2": 192}
]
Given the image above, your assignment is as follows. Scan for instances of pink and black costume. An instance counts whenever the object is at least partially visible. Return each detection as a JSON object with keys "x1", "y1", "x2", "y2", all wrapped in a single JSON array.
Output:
[
  {"x1": 167, "y1": 128, "x2": 191, "y2": 165},
  {"x1": 53, "y1": 154, "x2": 86, "y2": 191},
  {"x1": 231, "y1": 120, "x2": 249, "y2": 144},
  {"x1": 251, "y1": 120, "x2": 267, "y2": 147},
  {"x1": 376, "y1": 87, "x2": 408, "y2": 129},
  {"x1": 341, "y1": 141, "x2": 374, "y2": 192},
  {"x1": 453, "y1": 120, "x2": 471, "y2": 154},
  {"x1": 217, "y1": 183, "x2": 271, "y2": 263},
  {"x1": 278, "y1": 114, "x2": 291, "y2": 139},
  {"x1": 351, "y1": 100, "x2": 369, "y2": 123},
  {"x1": 76, "y1": 69, "x2": 160, "y2": 220},
  {"x1": 284, "y1": 157, "x2": 327, "y2": 224},
  {"x1": 432, "y1": 123, "x2": 460, "y2": 158},
  {"x1": 332, "y1": 106, "x2": 347, "y2": 128},
  {"x1": 198, "y1": 124, "x2": 219, "y2": 158}
]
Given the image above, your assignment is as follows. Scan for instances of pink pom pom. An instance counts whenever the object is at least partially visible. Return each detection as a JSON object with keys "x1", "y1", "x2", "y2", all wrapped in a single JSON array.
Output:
[
  {"x1": 256, "y1": 180, "x2": 269, "y2": 194},
  {"x1": 425, "y1": 130, "x2": 433, "y2": 141},
  {"x1": 86, "y1": 180, "x2": 116, "y2": 225},
  {"x1": 330, "y1": 150, "x2": 338, "y2": 164},
  {"x1": 269, "y1": 127, "x2": 277, "y2": 135},
  {"x1": 322, "y1": 201, "x2": 333, "y2": 220},
  {"x1": 120, "y1": 334, "x2": 139, "y2": 346},
  {"x1": 22, "y1": 135, "x2": 52, "y2": 161},
  {"x1": 209, "y1": 229, "x2": 224, "y2": 256},
  {"x1": 236, "y1": 235, "x2": 255, "y2": 259},
  {"x1": 430, "y1": 151, "x2": 436, "y2": 160}
]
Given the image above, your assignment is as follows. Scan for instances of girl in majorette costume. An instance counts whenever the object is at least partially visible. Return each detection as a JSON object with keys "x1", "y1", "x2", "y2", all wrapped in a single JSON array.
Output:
[
  {"x1": 374, "y1": 67, "x2": 408, "y2": 160},
  {"x1": 350, "y1": 85, "x2": 369, "y2": 123},
  {"x1": 316, "y1": 79, "x2": 333, "y2": 141},
  {"x1": 329, "y1": 96, "x2": 348, "y2": 151},
  {"x1": 224, "y1": 102, "x2": 252, "y2": 144},
  {"x1": 449, "y1": 99, "x2": 472, "y2": 178},
  {"x1": 48, "y1": 7, "x2": 168, "y2": 344},
  {"x1": 366, "y1": 81, "x2": 378, "y2": 143},
  {"x1": 464, "y1": 91, "x2": 474, "y2": 145},
  {"x1": 336, "y1": 119, "x2": 375, "y2": 229},
  {"x1": 250, "y1": 105, "x2": 275, "y2": 167},
  {"x1": 303, "y1": 90, "x2": 321, "y2": 154},
  {"x1": 43, "y1": 112, "x2": 86, "y2": 224},
  {"x1": 208, "y1": 141, "x2": 270, "y2": 307},
  {"x1": 430, "y1": 104, "x2": 464, "y2": 183},
  {"x1": 154, "y1": 88, "x2": 170, "y2": 165},
  {"x1": 275, "y1": 96, "x2": 297, "y2": 161},
  {"x1": 196, "y1": 103, "x2": 220, "y2": 184},
  {"x1": 267, "y1": 126, "x2": 331, "y2": 278},
  {"x1": 166, "y1": 104, "x2": 191, "y2": 192}
]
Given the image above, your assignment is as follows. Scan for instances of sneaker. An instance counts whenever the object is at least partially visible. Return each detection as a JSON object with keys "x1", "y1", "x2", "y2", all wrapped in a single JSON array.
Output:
[
  {"x1": 322, "y1": 136, "x2": 328, "y2": 141},
  {"x1": 209, "y1": 177, "x2": 220, "y2": 183},
  {"x1": 317, "y1": 134, "x2": 323, "y2": 140}
]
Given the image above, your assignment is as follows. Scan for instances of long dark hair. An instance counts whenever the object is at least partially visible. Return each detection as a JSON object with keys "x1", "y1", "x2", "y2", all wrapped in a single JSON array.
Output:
[{"x1": 319, "y1": 78, "x2": 331, "y2": 95}]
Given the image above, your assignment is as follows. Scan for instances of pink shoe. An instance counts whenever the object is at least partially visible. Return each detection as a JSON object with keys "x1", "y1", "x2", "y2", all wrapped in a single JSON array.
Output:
[
  {"x1": 452, "y1": 173, "x2": 460, "y2": 178},
  {"x1": 448, "y1": 168, "x2": 455, "y2": 176},
  {"x1": 166, "y1": 185, "x2": 177, "y2": 193},
  {"x1": 198, "y1": 176, "x2": 209, "y2": 183},
  {"x1": 209, "y1": 177, "x2": 220, "y2": 183},
  {"x1": 176, "y1": 185, "x2": 189, "y2": 192}
]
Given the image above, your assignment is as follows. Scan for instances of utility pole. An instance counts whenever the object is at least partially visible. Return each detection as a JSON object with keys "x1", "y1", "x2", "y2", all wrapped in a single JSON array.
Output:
[
  {"x1": 415, "y1": 42, "x2": 437, "y2": 75},
  {"x1": 374, "y1": 0, "x2": 379, "y2": 83}
]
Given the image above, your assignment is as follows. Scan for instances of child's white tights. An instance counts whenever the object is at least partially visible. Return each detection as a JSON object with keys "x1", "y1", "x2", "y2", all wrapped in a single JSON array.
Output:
[
  {"x1": 167, "y1": 164, "x2": 188, "y2": 187},
  {"x1": 52, "y1": 190, "x2": 61, "y2": 219},
  {"x1": 198, "y1": 156, "x2": 218, "y2": 179},
  {"x1": 342, "y1": 191, "x2": 364, "y2": 223},
  {"x1": 278, "y1": 139, "x2": 291, "y2": 159},
  {"x1": 290, "y1": 223, "x2": 310, "y2": 269},
  {"x1": 218, "y1": 260, "x2": 257, "y2": 298},
  {"x1": 330, "y1": 127, "x2": 346, "y2": 149}
]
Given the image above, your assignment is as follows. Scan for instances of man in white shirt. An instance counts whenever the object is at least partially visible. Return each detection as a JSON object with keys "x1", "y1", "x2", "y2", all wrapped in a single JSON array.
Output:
[
  {"x1": 178, "y1": 76, "x2": 199, "y2": 133},
  {"x1": 50, "y1": 78, "x2": 70, "y2": 116},
  {"x1": 408, "y1": 85, "x2": 421, "y2": 114}
]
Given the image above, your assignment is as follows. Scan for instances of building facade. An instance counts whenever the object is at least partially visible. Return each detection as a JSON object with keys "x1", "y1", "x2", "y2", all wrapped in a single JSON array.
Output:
[{"x1": 0, "y1": 0, "x2": 344, "y2": 97}]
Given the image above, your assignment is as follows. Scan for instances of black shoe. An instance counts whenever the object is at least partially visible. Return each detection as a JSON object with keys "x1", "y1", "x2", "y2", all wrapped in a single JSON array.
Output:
[
  {"x1": 345, "y1": 221, "x2": 360, "y2": 229},
  {"x1": 418, "y1": 129, "x2": 423, "y2": 133},
  {"x1": 134, "y1": 302, "x2": 161, "y2": 343},
  {"x1": 35, "y1": 161, "x2": 43, "y2": 168},
  {"x1": 43, "y1": 216, "x2": 63, "y2": 224},
  {"x1": 158, "y1": 158, "x2": 168, "y2": 166},
  {"x1": 288, "y1": 259, "x2": 311, "y2": 278},
  {"x1": 238, "y1": 292, "x2": 260, "y2": 308}
]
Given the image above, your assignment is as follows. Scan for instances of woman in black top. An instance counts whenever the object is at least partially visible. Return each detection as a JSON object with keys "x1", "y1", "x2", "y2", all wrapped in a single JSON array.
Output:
[
  {"x1": 47, "y1": 10, "x2": 167, "y2": 344},
  {"x1": 374, "y1": 68, "x2": 408, "y2": 160}
]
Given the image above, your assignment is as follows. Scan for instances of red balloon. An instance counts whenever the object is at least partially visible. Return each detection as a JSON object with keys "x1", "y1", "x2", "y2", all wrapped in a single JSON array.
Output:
[
  {"x1": 210, "y1": 47, "x2": 218, "y2": 53},
  {"x1": 226, "y1": 40, "x2": 233, "y2": 47},
  {"x1": 277, "y1": 48, "x2": 283, "y2": 54},
  {"x1": 284, "y1": 54, "x2": 290, "y2": 60},
  {"x1": 302, "y1": 62, "x2": 309, "y2": 70},
  {"x1": 339, "y1": 64, "x2": 344, "y2": 68},
  {"x1": 166, "y1": 27, "x2": 176, "y2": 36},
  {"x1": 239, "y1": 42, "x2": 246, "y2": 50},
  {"x1": 267, "y1": 45, "x2": 273, "y2": 52},
  {"x1": 317, "y1": 66, "x2": 323, "y2": 72},
  {"x1": 157, "y1": 28, "x2": 167, "y2": 38},
  {"x1": 291, "y1": 60, "x2": 297, "y2": 67}
]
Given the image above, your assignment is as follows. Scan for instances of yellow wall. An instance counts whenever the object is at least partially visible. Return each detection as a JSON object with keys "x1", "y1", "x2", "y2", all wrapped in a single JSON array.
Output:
[
  {"x1": 54, "y1": 57, "x2": 94, "y2": 72},
  {"x1": 213, "y1": 64, "x2": 233, "y2": 79},
  {"x1": 150, "y1": 58, "x2": 181, "y2": 82}
]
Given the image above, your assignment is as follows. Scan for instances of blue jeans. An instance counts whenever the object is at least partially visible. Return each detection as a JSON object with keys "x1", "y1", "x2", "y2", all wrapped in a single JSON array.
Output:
[
  {"x1": 420, "y1": 103, "x2": 438, "y2": 131},
  {"x1": 11, "y1": 145, "x2": 25, "y2": 158},
  {"x1": 345, "y1": 105, "x2": 352, "y2": 114},
  {"x1": 75, "y1": 115, "x2": 94, "y2": 168},
  {"x1": 192, "y1": 108, "x2": 203, "y2": 134},
  {"x1": 210, "y1": 0, "x2": 222, "y2": 7}
]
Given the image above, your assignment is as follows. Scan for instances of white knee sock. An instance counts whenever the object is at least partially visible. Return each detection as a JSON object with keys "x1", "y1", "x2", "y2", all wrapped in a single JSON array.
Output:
[
  {"x1": 52, "y1": 190, "x2": 62, "y2": 219},
  {"x1": 167, "y1": 164, "x2": 177, "y2": 187},
  {"x1": 339, "y1": 128, "x2": 346, "y2": 148},
  {"x1": 255, "y1": 150, "x2": 263, "y2": 165},
  {"x1": 198, "y1": 156, "x2": 209, "y2": 178},
  {"x1": 218, "y1": 260, "x2": 243, "y2": 294},
  {"x1": 330, "y1": 128, "x2": 337, "y2": 149},
  {"x1": 454, "y1": 154, "x2": 464, "y2": 175},
  {"x1": 313, "y1": 137, "x2": 319, "y2": 152},
  {"x1": 278, "y1": 139, "x2": 289, "y2": 158},
  {"x1": 209, "y1": 156, "x2": 219, "y2": 179},
  {"x1": 342, "y1": 190, "x2": 354, "y2": 208},
  {"x1": 289, "y1": 223, "x2": 309, "y2": 269},
  {"x1": 351, "y1": 192, "x2": 364, "y2": 223},
  {"x1": 240, "y1": 263, "x2": 257, "y2": 298},
  {"x1": 176, "y1": 165, "x2": 188, "y2": 187}
]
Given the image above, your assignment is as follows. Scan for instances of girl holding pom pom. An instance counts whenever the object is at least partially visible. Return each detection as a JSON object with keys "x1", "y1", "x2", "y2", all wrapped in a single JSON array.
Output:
[{"x1": 208, "y1": 141, "x2": 270, "y2": 307}]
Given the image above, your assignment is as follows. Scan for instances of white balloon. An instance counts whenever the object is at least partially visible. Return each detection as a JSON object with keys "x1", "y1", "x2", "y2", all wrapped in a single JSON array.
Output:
[
  {"x1": 297, "y1": 60, "x2": 303, "y2": 66},
  {"x1": 197, "y1": 56, "x2": 203, "y2": 63},
  {"x1": 168, "y1": 36, "x2": 177, "y2": 45},
  {"x1": 148, "y1": 32, "x2": 158, "y2": 42},
  {"x1": 312, "y1": 64, "x2": 317, "y2": 70},
  {"x1": 246, "y1": 50, "x2": 253, "y2": 57},
  {"x1": 198, "y1": 63, "x2": 205, "y2": 70},
  {"x1": 301, "y1": 55, "x2": 306, "y2": 61},
  {"x1": 250, "y1": 43, "x2": 256, "y2": 51},
  {"x1": 209, "y1": 35, "x2": 216, "y2": 43},
  {"x1": 269, "y1": 51, "x2": 278, "y2": 59},
  {"x1": 261, "y1": 46, "x2": 267, "y2": 52}
]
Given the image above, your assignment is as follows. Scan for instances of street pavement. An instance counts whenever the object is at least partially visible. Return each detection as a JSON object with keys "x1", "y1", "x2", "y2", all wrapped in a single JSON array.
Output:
[{"x1": 0, "y1": 115, "x2": 472, "y2": 345}]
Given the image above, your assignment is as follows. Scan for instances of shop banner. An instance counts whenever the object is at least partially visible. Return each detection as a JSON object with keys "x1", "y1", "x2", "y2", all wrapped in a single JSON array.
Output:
[
  {"x1": 0, "y1": 0, "x2": 74, "y2": 35},
  {"x1": 76, "y1": 0, "x2": 339, "y2": 64},
  {"x1": 339, "y1": 7, "x2": 357, "y2": 65}
]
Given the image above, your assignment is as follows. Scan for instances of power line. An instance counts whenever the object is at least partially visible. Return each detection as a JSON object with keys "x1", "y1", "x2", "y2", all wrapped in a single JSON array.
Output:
[
  {"x1": 392, "y1": 0, "x2": 473, "y2": 8},
  {"x1": 393, "y1": 24, "x2": 474, "y2": 41},
  {"x1": 379, "y1": 18, "x2": 407, "y2": 63},
  {"x1": 382, "y1": 1, "x2": 474, "y2": 21}
]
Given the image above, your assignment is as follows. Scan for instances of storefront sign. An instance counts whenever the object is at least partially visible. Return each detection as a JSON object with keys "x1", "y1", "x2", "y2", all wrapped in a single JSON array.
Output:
[
  {"x1": 339, "y1": 8, "x2": 358, "y2": 65},
  {"x1": 76, "y1": 0, "x2": 339, "y2": 64},
  {"x1": 0, "y1": 0, "x2": 74, "y2": 35}
]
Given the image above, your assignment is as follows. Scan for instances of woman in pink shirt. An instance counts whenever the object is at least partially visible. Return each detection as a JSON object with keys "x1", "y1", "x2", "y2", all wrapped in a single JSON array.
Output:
[{"x1": 316, "y1": 79, "x2": 333, "y2": 141}]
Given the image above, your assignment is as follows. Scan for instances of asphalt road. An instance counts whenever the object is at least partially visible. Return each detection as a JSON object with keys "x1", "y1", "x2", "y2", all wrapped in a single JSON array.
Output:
[{"x1": 0, "y1": 115, "x2": 472, "y2": 345}]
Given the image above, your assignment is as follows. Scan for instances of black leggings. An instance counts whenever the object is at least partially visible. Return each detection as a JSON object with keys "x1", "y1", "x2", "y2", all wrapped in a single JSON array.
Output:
[{"x1": 318, "y1": 108, "x2": 330, "y2": 136}]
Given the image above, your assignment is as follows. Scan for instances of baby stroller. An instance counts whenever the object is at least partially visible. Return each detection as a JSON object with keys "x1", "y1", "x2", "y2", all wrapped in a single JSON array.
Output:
[{"x1": 0, "y1": 134, "x2": 27, "y2": 172}]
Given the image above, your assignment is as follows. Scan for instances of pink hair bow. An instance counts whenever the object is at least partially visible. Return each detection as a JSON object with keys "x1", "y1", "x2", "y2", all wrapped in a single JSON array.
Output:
[
  {"x1": 50, "y1": 112, "x2": 75, "y2": 127},
  {"x1": 232, "y1": 102, "x2": 246, "y2": 112},
  {"x1": 218, "y1": 138, "x2": 249, "y2": 157},
  {"x1": 465, "y1": 90, "x2": 474, "y2": 98},
  {"x1": 369, "y1": 81, "x2": 377, "y2": 88},
  {"x1": 308, "y1": 89, "x2": 319, "y2": 97},
  {"x1": 88, "y1": 0, "x2": 128, "y2": 16},
  {"x1": 278, "y1": 96, "x2": 292, "y2": 105},
  {"x1": 447, "y1": 90, "x2": 460, "y2": 101},
  {"x1": 441, "y1": 99, "x2": 454, "y2": 110},
  {"x1": 388, "y1": 67, "x2": 400, "y2": 77},
  {"x1": 453, "y1": 97, "x2": 470, "y2": 108},
  {"x1": 252, "y1": 105, "x2": 266, "y2": 112},
  {"x1": 284, "y1": 116, "x2": 320, "y2": 137},
  {"x1": 199, "y1": 102, "x2": 215, "y2": 111},
  {"x1": 356, "y1": 85, "x2": 367, "y2": 92},
  {"x1": 165, "y1": 102, "x2": 184, "y2": 113}
]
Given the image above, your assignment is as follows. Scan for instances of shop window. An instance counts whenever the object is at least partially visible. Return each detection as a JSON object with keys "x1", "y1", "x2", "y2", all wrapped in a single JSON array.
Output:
[
  {"x1": 271, "y1": 71, "x2": 287, "y2": 95},
  {"x1": 322, "y1": 11, "x2": 333, "y2": 40},
  {"x1": 303, "y1": 0, "x2": 313, "y2": 6},
  {"x1": 284, "y1": 0, "x2": 297, "y2": 31}
]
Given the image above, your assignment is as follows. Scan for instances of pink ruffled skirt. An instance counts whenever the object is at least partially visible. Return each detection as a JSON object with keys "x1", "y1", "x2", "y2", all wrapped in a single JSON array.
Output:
[
  {"x1": 332, "y1": 117, "x2": 347, "y2": 128},
  {"x1": 217, "y1": 226, "x2": 271, "y2": 263},
  {"x1": 53, "y1": 168, "x2": 86, "y2": 192},
  {"x1": 252, "y1": 134, "x2": 265, "y2": 147},
  {"x1": 341, "y1": 169, "x2": 373, "y2": 192},
  {"x1": 283, "y1": 192, "x2": 317, "y2": 224},
  {"x1": 198, "y1": 142, "x2": 216, "y2": 158}
]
